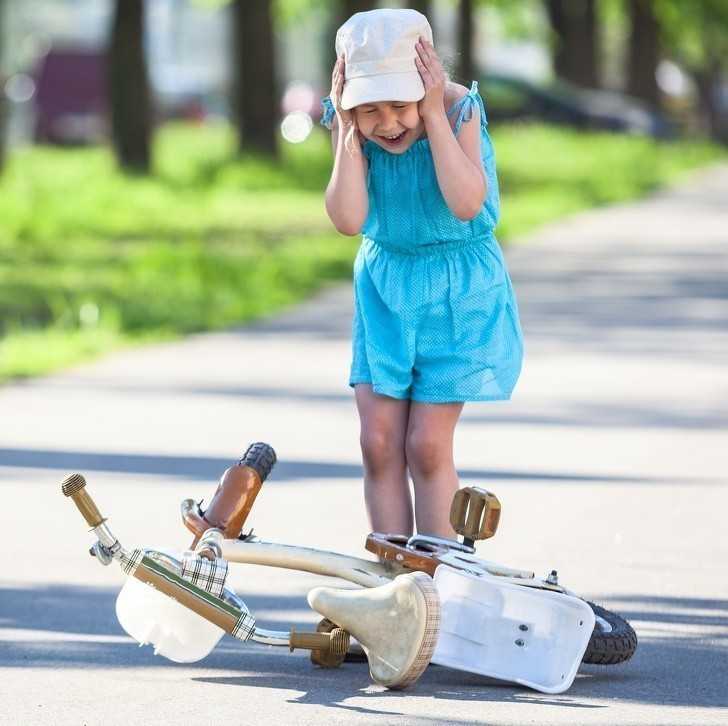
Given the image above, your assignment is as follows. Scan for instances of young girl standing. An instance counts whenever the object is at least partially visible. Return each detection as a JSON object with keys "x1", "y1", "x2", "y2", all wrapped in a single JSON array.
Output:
[{"x1": 321, "y1": 8, "x2": 524, "y2": 539}]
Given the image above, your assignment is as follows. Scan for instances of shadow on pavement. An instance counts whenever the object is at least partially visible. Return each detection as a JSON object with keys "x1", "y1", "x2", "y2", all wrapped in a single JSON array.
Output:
[
  {"x1": 232, "y1": 241, "x2": 728, "y2": 364},
  {"x1": 21, "y1": 378, "x2": 356, "y2": 404},
  {"x1": 195, "y1": 667, "x2": 608, "y2": 709},
  {"x1": 17, "y1": 376, "x2": 728, "y2": 431},
  {"x1": 0, "y1": 447, "x2": 697, "y2": 484},
  {"x1": 461, "y1": 400, "x2": 728, "y2": 431},
  {"x1": 1, "y1": 583, "x2": 726, "y2": 709},
  {"x1": 237, "y1": 242, "x2": 728, "y2": 365},
  {"x1": 508, "y1": 242, "x2": 728, "y2": 361}
]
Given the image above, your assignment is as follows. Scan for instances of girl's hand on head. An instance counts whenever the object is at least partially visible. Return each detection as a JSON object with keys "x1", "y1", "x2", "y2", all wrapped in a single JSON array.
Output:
[
  {"x1": 414, "y1": 37, "x2": 446, "y2": 123},
  {"x1": 330, "y1": 58, "x2": 356, "y2": 129}
]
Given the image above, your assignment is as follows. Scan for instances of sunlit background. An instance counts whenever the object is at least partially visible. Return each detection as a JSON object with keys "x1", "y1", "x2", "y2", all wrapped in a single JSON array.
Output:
[{"x1": 0, "y1": 0, "x2": 726, "y2": 381}]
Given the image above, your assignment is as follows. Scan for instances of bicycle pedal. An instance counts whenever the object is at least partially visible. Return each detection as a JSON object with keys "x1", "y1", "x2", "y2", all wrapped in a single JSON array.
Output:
[{"x1": 450, "y1": 486, "x2": 501, "y2": 542}]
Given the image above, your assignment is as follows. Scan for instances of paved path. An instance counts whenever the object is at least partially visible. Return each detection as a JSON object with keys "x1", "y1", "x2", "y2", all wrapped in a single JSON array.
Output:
[{"x1": 2, "y1": 165, "x2": 727, "y2": 725}]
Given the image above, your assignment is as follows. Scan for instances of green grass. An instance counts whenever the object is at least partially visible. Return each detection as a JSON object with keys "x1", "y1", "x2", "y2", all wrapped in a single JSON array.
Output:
[
  {"x1": 0, "y1": 121, "x2": 724, "y2": 382},
  {"x1": 493, "y1": 124, "x2": 723, "y2": 238},
  {"x1": 0, "y1": 326, "x2": 129, "y2": 379}
]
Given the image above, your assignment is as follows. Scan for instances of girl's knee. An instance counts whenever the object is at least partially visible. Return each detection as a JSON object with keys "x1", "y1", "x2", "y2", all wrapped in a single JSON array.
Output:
[
  {"x1": 360, "y1": 426, "x2": 404, "y2": 474},
  {"x1": 405, "y1": 428, "x2": 450, "y2": 476}
]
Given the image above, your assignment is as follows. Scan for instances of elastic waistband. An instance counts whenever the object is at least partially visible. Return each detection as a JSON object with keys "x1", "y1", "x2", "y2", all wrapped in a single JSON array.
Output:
[{"x1": 363, "y1": 233, "x2": 493, "y2": 257}]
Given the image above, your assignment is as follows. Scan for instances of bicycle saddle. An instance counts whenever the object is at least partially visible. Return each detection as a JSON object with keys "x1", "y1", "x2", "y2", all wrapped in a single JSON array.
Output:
[{"x1": 307, "y1": 572, "x2": 440, "y2": 689}]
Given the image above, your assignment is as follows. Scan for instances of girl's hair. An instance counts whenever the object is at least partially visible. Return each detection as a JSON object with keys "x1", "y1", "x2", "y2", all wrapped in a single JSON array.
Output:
[
  {"x1": 343, "y1": 121, "x2": 360, "y2": 156},
  {"x1": 439, "y1": 49, "x2": 456, "y2": 84}
]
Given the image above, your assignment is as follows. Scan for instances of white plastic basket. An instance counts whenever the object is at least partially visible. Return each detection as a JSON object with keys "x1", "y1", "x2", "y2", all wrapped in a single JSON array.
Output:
[
  {"x1": 432, "y1": 566, "x2": 595, "y2": 693},
  {"x1": 116, "y1": 565, "x2": 225, "y2": 663}
]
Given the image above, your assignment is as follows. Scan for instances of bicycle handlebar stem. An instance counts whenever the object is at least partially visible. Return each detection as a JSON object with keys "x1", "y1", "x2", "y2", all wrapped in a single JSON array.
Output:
[{"x1": 61, "y1": 473, "x2": 121, "y2": 555}]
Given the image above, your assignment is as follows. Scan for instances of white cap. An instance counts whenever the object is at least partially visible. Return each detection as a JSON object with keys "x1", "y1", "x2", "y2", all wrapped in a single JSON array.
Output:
[{"x1": 336, "y1": 8, "x2": 434, "y2": 111}]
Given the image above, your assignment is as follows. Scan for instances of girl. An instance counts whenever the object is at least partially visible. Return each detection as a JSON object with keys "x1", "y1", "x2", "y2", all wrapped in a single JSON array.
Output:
[{"x1": 321, "y1": 8, "x2": 524, "y2": 539}]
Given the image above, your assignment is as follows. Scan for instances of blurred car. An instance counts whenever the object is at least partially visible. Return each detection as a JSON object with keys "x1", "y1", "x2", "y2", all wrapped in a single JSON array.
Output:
[
  {"x1": 153, "y1": 66, "x2": 228, "y2": 123},
  {"x1": 33, "y1": 48, "x2": 107, "y2": 144},
  {"x1": 31, "y1": 47, "x2": 227, "y2": 145},
  {"x1": 479, "y1": 73, "x2": 678, "y2": 139}
]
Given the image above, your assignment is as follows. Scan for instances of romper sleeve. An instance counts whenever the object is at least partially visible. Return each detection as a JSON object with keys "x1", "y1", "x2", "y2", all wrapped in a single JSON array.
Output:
[
  {"x1": 448, "y1": 81, "x2": 499, "y2": 227},
  {"x1": 448, "y1": 81, "x2": 488, "y2": 136},
  {"x1": 320, "y1": 96, "x2": 336, "y2": 130}
]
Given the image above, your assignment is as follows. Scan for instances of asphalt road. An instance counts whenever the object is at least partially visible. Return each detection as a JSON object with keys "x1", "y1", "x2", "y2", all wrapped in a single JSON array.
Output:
[{"x1": 2, "y1": 165, "x2": 727, "y2": 725}]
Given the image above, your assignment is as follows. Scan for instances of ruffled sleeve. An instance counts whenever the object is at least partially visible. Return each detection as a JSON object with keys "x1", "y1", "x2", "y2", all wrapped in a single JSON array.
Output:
[
  {"x1": 320, "y1": 96, "x2": 336, "y2": 130},
  {"x1": 447, "y1": 81, "x2": 488, "y2": 136}
]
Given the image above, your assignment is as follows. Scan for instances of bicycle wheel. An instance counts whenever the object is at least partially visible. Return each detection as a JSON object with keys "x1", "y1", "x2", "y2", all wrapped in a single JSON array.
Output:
[{"x1": 582, "y1": 601, "x2": 637, "y2": 665}]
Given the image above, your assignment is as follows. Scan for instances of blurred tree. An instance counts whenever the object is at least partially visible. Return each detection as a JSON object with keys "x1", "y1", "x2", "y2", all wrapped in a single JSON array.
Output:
[
  {"x1": 626, "y1": 0, "x2": 660, "y2": 106},
  {"x1": 487, "y1": 0, "x2": 551, "y2": 75},
  {"x1": 340, "y1": 0, "x2": 377, "y2": 24},
  {"x1": 411, "y1": 0, "x2": 433, "y2": 19},
  {"x1": 325, "y1": 0, "x2": 377, "y2": 78},
  {"x1": 232, "y1": 0, "x2": 278, "y2": 156},
  {"x1": 108, "y1": 0, "x2": 152, "y2": 172},
  {"x1": 457, "y1": 0, "x2": 474, "y2": 83},
  {"x1": 0, "y1": 0, "x2": 5, "y2": 173},
  {"x1": 544, "y1": 0, "x2": 600, "y2": 88},
  {"x1": 658, "y1": 0, "x2": 728, "y2": 143}
]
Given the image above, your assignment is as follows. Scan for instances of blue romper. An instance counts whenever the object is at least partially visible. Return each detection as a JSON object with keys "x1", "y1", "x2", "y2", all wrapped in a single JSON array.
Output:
[{"x1": 321, "y1": 82, "x2": 524, "y2": 403}]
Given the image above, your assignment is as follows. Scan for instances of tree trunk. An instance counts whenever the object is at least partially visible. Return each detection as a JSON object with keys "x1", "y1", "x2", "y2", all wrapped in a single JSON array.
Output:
[
  {"x1": 457, "y1": 0, "x2": 474, "y2": 83},
  {"x1": 107, "y1": 0, "x2": 151, "y2": 173},
  {"x1": 545, "y1": 0, "x2": 600, "y2": 88},
  {"x1": 580, "y1": 0, "x2": 599, "y2": 88},
  {"x1": 694, "y1": 58, "x2": 728, "y2": 144},
  {"x1": 694, "y1": 6, "x2": 728, "y2": 144},
  {"x1": 233, "y1": 0, "x2": 277, "y2": 156},
  {"x1": 341, "y1": 0, "x2": 377, "y2": 25},
  {"x1": 0, "y1": 91, "x2": 5, "y2": 172},
  {"x1": 326, "y1": 0, "x2": 377, "y2": 76},
  {"x1": 411, "y1": 1, "x2": 433, "y2": 21},
  {"x1": 626, "y1": 0, "x2": 660, "y2": 107}
]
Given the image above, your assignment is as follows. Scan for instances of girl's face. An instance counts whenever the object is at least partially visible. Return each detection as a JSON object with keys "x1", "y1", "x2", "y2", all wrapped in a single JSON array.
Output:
[{"x1": 353, "y1": 101, "x2": 424, "y2": 153}]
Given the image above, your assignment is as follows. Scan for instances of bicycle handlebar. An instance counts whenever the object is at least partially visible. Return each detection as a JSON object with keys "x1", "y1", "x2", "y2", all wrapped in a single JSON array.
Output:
[{"x1": 61, "y1": 473, "x2": 106, "y2": 529}]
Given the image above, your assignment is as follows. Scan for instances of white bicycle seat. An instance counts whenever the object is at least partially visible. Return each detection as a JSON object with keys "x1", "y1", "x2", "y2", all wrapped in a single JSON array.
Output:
[{"x1": 308, "y1": 571, "x2": 440, "y2": 689}]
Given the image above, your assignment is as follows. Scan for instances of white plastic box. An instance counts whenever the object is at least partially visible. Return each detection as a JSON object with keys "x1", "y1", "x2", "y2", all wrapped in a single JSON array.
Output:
[{"x1": 432, "y1": 566, "x2": 595, "y2": 693}]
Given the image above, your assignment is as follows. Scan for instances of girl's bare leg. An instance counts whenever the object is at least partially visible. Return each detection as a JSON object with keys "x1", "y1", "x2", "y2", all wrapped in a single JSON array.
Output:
[
  {"x1": 354, "y1": 384, "x2": 413, "y2": 535},
  {"x1": 405, "y1": 401, "x2": 464, "y2": 538}
]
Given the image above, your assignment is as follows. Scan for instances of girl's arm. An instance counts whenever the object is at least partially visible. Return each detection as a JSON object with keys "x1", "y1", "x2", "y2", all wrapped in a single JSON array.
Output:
[
  {"x1": 325, "y1": 115, "x2": 369, "y2": 236},
  {"x1": 415, "y1": 40, "x2": 486, "y2": 221},
  {"x1": 324, "y1": 58, "x2": 369, "y2": 236}
]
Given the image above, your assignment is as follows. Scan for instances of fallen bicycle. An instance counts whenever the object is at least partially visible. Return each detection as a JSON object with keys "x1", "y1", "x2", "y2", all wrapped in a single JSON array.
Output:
[{"x1": 62, "y1": 442, "x2": 636, "y2": 692}]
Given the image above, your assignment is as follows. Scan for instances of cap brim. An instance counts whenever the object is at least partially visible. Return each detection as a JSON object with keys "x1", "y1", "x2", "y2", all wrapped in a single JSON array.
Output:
[{"x1": 341, "y1": 72, "x2": 425, "y2": 110}]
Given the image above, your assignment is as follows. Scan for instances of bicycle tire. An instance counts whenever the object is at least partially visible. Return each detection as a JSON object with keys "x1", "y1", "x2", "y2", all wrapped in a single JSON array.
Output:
[{"x1": 582, "y1": 601, "x2": 637, "y2": 665}]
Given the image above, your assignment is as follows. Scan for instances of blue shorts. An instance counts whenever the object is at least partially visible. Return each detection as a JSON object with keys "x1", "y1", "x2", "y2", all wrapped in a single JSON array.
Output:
[{"x1": 349, "y1": 236, "x2": 524, "y2": 403}]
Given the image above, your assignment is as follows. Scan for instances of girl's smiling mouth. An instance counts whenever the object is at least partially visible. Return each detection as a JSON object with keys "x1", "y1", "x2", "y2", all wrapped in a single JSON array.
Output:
[{"x1": 379, "y1": 130, "x2": 407, "y2": 146}]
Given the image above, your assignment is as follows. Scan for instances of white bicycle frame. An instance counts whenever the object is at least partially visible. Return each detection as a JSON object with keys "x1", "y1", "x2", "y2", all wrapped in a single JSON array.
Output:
[
  {"x1": 191, "y1": 520, "x2": 581, "y2": 644},
  {"x1": 220, "y1": 536, "x2": 573, "y2": 593}
]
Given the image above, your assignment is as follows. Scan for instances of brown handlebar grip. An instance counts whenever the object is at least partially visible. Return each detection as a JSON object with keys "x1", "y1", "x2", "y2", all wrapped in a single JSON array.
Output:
[
  {"x1": 202, "y1": 464, "x2": 262, "y2": 540},
  {"x1": 183, "y1": 443, "x2": 277, "y2": 547},
  {"x1": 189, "y1": 443, "x2": 277, "y2": 545},
  {"x1": 61, "y1": 473, "x2": 106, "y2": 529}
]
